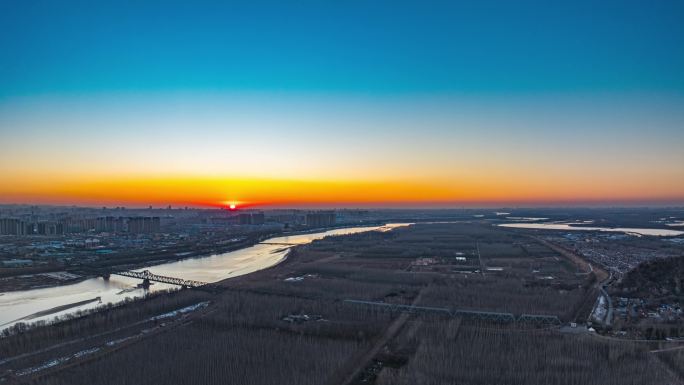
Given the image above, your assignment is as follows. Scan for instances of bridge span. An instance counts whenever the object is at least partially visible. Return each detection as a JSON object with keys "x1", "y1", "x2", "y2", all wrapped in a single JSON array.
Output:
[
  {"x1": 111, "y1": 270, "x2": 208, "y2": 289},
  {"x1": 344, "y1": 299, "x2": 561, "y2": 325}
]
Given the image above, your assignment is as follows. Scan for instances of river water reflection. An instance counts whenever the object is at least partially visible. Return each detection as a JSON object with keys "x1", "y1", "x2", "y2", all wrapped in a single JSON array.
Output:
[
  {"x1": 0, "y1": 224, "x2": 408, "y2": 330},
  {"x1": 498, "y1": 223, "x2": 684, "y2": 237}
]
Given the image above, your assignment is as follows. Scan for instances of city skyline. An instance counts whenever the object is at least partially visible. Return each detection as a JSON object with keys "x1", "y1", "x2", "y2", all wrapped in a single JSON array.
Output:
[{"x1": 1, "y1": 1, "x2": 683, "y2": 208}]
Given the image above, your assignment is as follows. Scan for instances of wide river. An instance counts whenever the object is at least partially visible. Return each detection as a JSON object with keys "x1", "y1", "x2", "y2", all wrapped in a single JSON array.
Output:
[{"x1": 0, "y1": 224, "x2": 408, "y2": 330}]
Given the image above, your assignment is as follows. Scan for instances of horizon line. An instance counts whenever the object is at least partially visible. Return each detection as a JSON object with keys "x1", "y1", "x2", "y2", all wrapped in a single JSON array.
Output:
[{"x1": 2, "y1": 201, "x2": 684, "y2": 210}]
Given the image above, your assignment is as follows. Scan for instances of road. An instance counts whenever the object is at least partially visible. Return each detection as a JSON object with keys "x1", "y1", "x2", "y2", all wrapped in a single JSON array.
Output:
[
  {"x1": 476, "y1": 241, "x2": 485, "y2": 275},
  {"x1": 532, "y1": 236, "x2": 612, "y2": 323},
  {"x1": 1, "y1": 302, "x2": 213, "y2": 384},
  {"x1": 326, "y1": 287, "x2": 427, "y2": 385}
]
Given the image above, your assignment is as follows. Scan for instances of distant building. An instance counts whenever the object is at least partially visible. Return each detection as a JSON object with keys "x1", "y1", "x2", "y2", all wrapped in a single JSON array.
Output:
[
  {"x1": 237, "y1": 212, "x2": 265, "y2": 225},
  {"x1": 251, "y1": 212, "x2": 265, "y2": 225},
  {"x1": 96, "y1": 216, "x2": 125, "y2": 232},
  {"x1": 115, "y1": 217, "x2": 126, "y2": 232},
  {"x1": 238, "y1": 213, "x2": 253, "y2": 225},
  {"x1": 62, "y1": 218, "x2": 97, "y2": 233},
  {"x1": 36, "y1": 221, "x2": 64, "y2": 236},
  {"x1": 335, "y1": 210, "x2": 369, "y2": 223},
  {"x1": 2, "y1": 259, "x2": 33, "y2": 267},
  {"x1": 266, "y1": 212, "x2": 303, "y2": 226},
  {"x1": 305, "y1": 211, "x2": 336, "y2": 228},
  {"x1": 0, "y1": 218, "x2": 27, "y2": 235},
  {"x1": 127, "y1": 217, "x2": 161, "y2": 234},
  {"x1": 82, "y1": 218, "x2": 96, "y2": 232}
]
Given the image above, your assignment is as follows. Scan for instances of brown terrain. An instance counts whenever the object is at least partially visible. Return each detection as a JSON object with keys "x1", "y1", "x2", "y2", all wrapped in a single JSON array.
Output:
[{"x1": 1, "y1": 223, "x2": 682, "y2": 385}]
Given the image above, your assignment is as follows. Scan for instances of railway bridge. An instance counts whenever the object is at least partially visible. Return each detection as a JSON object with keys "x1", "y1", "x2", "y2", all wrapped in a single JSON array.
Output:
[
  {"x1": 344, "y1": 299, "x2": 562, "y2": 325},
  {"x1": 111, "y1": 270, "x2": 208, "y2": 289}
]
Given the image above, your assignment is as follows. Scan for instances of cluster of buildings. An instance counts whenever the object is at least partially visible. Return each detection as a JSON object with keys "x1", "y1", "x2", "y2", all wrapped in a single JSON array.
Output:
[
  {"x1": 1, "y1": 208, "x2": 351, "y2": 238},
  {"x1": 237, "y1": 212, "x2": 266, "y2": 225},
  {"x1": 204, "y1": 210, "x2": 338, "y2": 228},
  {"x1": 615, "y1": 297, "x2": 683, "y2": 324},
  {"x1": 0, "y1": 218, "x2": 65, "y2": 236},
  {"x1": 125, "y1": 217, "x2": 161, "y2": 233},
  {"x1": 304, "y1": 211, "x2": 336, "y2": 227},
  {"x1": 547, "y1": 233, "x2": 681, "y2": 276},
  {"x1": 0, "y1": 206, "x2": 384, "y2": 291},
  {"x1": 0, "y1": 216, "x2": 161, "y2": 236}
]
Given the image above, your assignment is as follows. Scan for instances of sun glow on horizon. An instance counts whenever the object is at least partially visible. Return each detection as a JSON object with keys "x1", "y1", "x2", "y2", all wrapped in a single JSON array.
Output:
[
  {"x1": 1, "y1": 93, "x2": 683, "y2": 208},
  {"x1": 0, "y1": 173, "x2": 682, "y2": 208}
]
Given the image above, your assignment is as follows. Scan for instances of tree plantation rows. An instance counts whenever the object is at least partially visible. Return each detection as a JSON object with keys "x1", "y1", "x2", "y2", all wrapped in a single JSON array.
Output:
[{"x1": 1, "y1": 223, "x2": 680, "y2": 384}]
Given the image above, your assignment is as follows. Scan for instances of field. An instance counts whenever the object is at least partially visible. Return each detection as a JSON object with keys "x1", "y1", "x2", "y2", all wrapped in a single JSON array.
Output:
[{"x1": 1, "y1": 223, "x2": 681, "y2": 384}]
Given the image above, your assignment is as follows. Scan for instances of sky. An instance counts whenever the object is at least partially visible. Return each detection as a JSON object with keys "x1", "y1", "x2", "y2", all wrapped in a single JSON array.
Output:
[{"x1": 1, "y1": 0, "x2": 683, "y2": 208}]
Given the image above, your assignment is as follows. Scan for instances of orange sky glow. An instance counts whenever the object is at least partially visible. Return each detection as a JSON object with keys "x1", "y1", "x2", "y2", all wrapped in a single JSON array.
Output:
[
  {"x1": 2, "y1": 173, "x2": 682, "y2": 208},
  {"x1": 2, "y1": 95, "x2": 683, "y2": 208}
]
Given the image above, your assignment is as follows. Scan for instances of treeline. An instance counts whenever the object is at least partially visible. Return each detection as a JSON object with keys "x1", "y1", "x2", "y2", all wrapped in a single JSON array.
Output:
[
  {"x1": 377, "y1": 322, "x2": 678, "y2": 385},
  {"x1": 3, "y1": 222, "x2": 644, "y2": 384},
  {"x1": 28, "y1": 291, "x2": 398, "y2": 385},
  {"x1": 618, "y1": 255, "x2": 683, "y2": 298},
  {"x1": 36, "y1": 324, "x2": 365, "y2": 385},
  {"x1": 1, "y1": 289, "x2": 210, "y2": 358}
]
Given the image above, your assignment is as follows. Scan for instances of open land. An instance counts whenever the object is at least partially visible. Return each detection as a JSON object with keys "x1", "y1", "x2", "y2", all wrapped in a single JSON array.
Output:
[{"x1": 1, "y1": 222, "x2": 682, "y2": 384}]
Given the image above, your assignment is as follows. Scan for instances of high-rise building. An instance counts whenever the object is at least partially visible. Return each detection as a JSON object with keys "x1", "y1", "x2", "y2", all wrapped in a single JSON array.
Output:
[
  {"x1": 126, "y1": 217, "x2": 161, "y2": 234},
  {"x1": 236, "y1": 212, "x2": 266, "y2": 225},
  {"x1": 238, "y1": 213, "x2": 253, "y2": 225},
  {"x1": 36, "y1": 221, "x2": 64, "y2": 236},
  {"x1": 0, "y1": 218, "x2": 27, "y2": 235},
  {"x1": 25, "y1": 222, "x2": 35, "y2": 235},
  {"x1": 115, "y1": 217, "x2": 126, "y2": 232},
  {"x1": 152, "y1": 217, "x2": 160, "y2": 232},
  {"x1": 305, "y1": 211, "x2": 336, "y2": 227},
  {"x1": 251, "y1": 212, "x2": 265, "y2": 225},
  {"x1": 127, "y1": 217, "x2": 144, "y2": 233},
  {"x1": 62, "y1": 218, "x2": 97, "y2": 233}
]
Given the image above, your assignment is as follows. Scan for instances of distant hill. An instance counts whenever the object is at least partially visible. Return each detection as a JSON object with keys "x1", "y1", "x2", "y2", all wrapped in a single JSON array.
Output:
[{"x1": 618, "y1": 256, "x2": 683, "y2": 298}]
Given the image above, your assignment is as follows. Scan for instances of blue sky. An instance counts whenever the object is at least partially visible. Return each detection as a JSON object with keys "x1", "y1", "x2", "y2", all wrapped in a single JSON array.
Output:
[{"x1": 1, "y1": 0, "x2": 683, "y2": 97}]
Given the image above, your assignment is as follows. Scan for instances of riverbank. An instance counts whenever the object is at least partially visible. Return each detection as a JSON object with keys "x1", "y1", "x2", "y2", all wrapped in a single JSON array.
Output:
[
  {"x1": 80, "y1": 222, "x2": 387, "y2": 282},
  {"x1": 1, "y1": 297, "x2": 102, "y2": 328},
  {"x1": 3, "y1": 222, "x2": 677, "y2": 385},
  {"x1": 0, "y1": 222, "x2": 387, "y2": 294},
  {"x1": 0, "y1": 224, "x2": 405, "y2": 331},
  {"x1": 0, "y1": 273, "x2": 87, "y2": 294}
]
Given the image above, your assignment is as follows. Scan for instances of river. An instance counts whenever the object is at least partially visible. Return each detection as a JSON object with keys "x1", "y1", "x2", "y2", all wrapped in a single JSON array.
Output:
[
  {"x1": 498, "y1": 223, "x2": 684, "y2": 237},
  {"x1": 0, "y1": 224, "x2": 408, "y2": 330}
]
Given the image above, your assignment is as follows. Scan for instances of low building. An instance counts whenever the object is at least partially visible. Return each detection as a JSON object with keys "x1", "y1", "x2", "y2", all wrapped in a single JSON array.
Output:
[{"x1": 2, "y1": 258, "x2": 34, "y2": 267}]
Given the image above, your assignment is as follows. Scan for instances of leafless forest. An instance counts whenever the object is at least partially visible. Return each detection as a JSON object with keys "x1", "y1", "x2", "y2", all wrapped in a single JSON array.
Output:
[{"x1": 1, "y1": 223, "x2": 681, "y2": 384}]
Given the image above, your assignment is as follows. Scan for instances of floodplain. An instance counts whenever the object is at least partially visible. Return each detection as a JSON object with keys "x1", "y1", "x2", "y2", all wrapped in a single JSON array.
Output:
[{"x1": 1, "y1": 223, "x2": 682, "y2": 385}]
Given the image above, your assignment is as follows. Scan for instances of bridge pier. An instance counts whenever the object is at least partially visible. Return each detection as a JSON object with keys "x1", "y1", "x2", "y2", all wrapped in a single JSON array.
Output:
[
  {"x1": 141, "y1": 278, "x2": 151, "y2": 289},
  {"x1": 101, "y1": 273, "x2": 110, "y2": 280}
]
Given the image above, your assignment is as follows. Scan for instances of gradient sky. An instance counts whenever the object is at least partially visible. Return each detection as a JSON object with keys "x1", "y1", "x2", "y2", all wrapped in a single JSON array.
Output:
[{"x1": 1, "y1": 0, "x2": 683, "y2": 207}]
